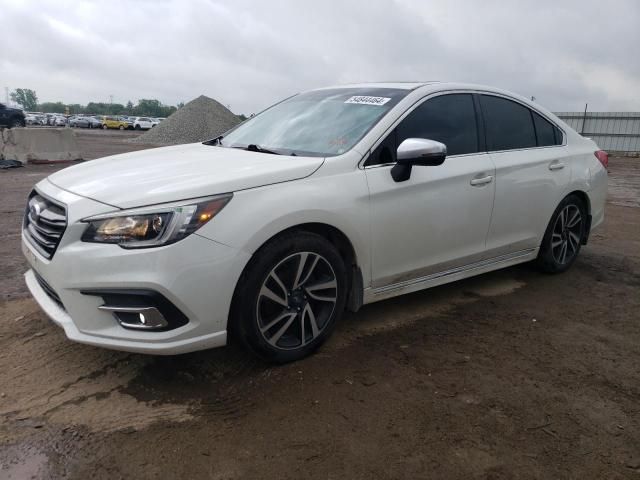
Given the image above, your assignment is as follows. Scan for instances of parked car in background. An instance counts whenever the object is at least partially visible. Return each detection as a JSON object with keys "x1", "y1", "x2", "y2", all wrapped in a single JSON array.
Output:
[
  {"x1": 25, "y1": 114, "x2": 43, "y2": 126},
  {"x1": 120, "y1": 116, "x2": 134, "y2": 130},
  {"x1": 100, "y1": 116, "x2": 129, "y2": 130},
  {"x1": 21, "y1": 82, "x2": 608, "y2": 362},
  {"x1": 0, "y1": 103, "x2": 26, "y2": 128},
  {"x1": 133, "y1": 117, "x2": 154, "y2": 130},
  {"x1": 86, "y1": 116, "x2": 103, "y2": 129},
  {"x1": 53, "y1": 115, "x2": 67, "y2": 127},
  {"x1": 69, "y1": 116, "x2": 90, "y2": 128}
]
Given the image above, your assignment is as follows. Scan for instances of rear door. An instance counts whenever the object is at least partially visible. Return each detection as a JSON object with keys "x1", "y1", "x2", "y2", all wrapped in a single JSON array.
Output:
[
  {"x1": 365, "y1": 93, "x2": 496, "y2": 288},
  {"x1": 479, "y1": 94, "x2": 569, "y2": 258}
]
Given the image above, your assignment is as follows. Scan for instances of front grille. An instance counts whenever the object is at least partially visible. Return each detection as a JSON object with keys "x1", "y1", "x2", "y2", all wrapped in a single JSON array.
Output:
[
  {"x1": 35, "y1": 272, "x2": 65, "y2": 310},
  {"x1": 24, "y1": 192, "x2": 67, "y2": 259}
]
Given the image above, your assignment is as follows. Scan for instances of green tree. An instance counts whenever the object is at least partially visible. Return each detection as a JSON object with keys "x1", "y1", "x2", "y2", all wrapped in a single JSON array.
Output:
[
  {"x1": 10, "y1": 88, "x2": 38, "y2": 111},
  {"x1": 126, "y1": 100, "x2": 134, "y2": 114},
  {"x1": 38, "y1": 102, "x2": 66, "y2": 113}
]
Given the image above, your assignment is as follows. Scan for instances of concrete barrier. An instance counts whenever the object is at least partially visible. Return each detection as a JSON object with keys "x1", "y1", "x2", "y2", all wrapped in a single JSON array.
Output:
[{"x1": 0, "y1": 128, "x2": 82, "y2": 164}]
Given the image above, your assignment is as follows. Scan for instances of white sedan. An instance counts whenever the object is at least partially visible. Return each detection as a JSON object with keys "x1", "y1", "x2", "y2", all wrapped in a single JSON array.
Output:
[
  {"x1": 133, "y1": 117, "x2": 154, "y2": 130},
  {"x1": 22, "y1": 82, "x2": 607, "y2": 362}
]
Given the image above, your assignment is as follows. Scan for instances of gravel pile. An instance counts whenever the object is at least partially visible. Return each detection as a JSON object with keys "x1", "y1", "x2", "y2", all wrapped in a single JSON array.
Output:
[{"x1": 133, "y1": 95, "x2": 241, "y2": 145}]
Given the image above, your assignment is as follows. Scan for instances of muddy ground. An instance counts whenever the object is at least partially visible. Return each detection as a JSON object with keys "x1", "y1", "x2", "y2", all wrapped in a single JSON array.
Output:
[{"x1": 0, "y1": 132, "x2": 638, "y2": 479}]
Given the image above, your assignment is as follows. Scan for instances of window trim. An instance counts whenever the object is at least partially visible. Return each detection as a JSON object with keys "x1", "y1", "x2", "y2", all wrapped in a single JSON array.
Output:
[
  {"x1": 361, "y1": 90, "x2": 486, "y2": 169},
  {"x1": 360, "y1": 89, "x2": 567, "y2": 169},
  {"x1": 475, "y1": 92, "x2": 566, "y2": 154}
]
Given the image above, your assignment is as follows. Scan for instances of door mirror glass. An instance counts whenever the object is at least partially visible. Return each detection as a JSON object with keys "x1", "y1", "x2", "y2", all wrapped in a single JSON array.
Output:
[{"x1": 391, "y1": 138, "x2": 447, "y2": 182}]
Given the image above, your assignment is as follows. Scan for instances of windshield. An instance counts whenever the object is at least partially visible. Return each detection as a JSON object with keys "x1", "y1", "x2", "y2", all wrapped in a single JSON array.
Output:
[{"x1": 219, "y1": 87, "x2": 409, "y2": 157}]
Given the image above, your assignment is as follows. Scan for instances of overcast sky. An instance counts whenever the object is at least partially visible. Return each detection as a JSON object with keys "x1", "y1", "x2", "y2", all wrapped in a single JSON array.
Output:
[{"x1": 1, "y1": 0, "x2": 638, "y2": 114}]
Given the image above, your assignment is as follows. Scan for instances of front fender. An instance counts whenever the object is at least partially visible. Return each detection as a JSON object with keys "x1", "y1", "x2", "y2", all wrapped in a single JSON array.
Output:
[{"x1": 196, "y1": 169, "x2": 372, "y2": 287}]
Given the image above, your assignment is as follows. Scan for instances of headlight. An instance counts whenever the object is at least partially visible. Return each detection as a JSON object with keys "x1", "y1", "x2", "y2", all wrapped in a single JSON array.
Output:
[{"x1": 81, "y1": 194, "x2": 232, "y2": 248}]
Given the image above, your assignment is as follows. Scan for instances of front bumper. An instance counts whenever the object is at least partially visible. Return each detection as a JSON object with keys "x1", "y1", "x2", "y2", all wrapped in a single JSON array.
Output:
[{"x1": 22, "y1": 180, "x2": 251, "y2": 355}]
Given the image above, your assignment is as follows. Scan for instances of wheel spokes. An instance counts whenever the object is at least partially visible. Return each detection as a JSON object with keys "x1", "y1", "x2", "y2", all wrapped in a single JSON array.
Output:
[
  {"x1": 256, "y1": 251, "x2": 338, "y2": 350},
  {"x1": 293, "y1": 253, "x2": 320, "y2": 289},
  {"x1": 260, "y1": 283, "x2": 289, "y2": 307},
  {"x1": 260, "y1": 311, "x2": 297, "y2": 334},
  {"x1": 305, "y1": 279, "x2": 338, "y2": 302},
  {"x1": 267, "y1": 312, "x2": 298, "y2": 347},
  {"x1": 567, "y1": 209, "x2": 581, "y2": 228},
  {"x1": 568, "y1": 231, "x2": 580, "y2": 251}
]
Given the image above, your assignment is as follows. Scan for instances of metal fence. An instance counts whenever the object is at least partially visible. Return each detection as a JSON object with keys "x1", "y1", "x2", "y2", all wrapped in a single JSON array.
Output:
[{"x1": 554, "y1": 112, "x2": 640, "y2": 154}]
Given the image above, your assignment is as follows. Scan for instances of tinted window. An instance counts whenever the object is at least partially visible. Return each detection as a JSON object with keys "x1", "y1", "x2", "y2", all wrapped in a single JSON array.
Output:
[
  {"x1": 480, "y1": 95, "x2": 536, "y2": 151},
  {"x1": 532, "y1": 111, "x2": 561, "y2": 146},
  {"x1": 397, "y1": 94, "x2": 479, "y2": 156}
]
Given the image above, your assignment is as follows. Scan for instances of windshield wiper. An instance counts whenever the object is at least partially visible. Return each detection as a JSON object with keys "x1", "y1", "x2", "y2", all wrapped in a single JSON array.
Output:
[
  {"x1": 202, "y1": 135, "x2": 224, "y2": 146},
  {"x1": 232, "y1": 144, "x2": 281, "y2": 155}
]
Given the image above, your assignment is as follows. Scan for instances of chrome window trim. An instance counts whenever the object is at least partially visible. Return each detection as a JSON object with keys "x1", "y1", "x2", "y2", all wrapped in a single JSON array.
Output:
[{"x1": 359, "y1": 88, "x2": 567, "y2": 170}]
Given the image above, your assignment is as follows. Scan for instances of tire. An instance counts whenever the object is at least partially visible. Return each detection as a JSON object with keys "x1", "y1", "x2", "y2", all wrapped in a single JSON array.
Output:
[
  {"x1": 135, "y1": 125, "x2": 141, "y2": 130},
  {"x1": 231, "y1": 232, "x2": 348, "y2": 363},
  {"x1": 9, "y1": 117, "x2": 25, "y2": 128},
  {"x1": 102, "y1": 124, "x2": 108, "y2": 130},
  {"x1": 119, "y1": 125, "x2": 124, "y2": 130},
  {"x1": 535, "y1": 194, "x2": 587, "y2": 273}
]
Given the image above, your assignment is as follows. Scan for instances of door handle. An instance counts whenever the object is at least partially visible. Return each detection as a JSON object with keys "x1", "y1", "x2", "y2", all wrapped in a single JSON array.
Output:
[
  {"x1": 470, "y1": 175, "x2": 493, "y2": 186},
  {"x1": 548, "y1": 162, "x2": 565, "y2": 171}
]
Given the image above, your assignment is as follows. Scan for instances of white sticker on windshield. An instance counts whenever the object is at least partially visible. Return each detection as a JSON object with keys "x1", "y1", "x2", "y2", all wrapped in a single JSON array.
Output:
[{"x1": 344, "y1": 96, "x2": 391, "y2": 106}]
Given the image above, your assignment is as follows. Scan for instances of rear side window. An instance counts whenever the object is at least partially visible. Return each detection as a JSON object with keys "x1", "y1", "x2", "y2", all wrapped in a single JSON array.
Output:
[
  {"x1": 397, "y1": 94, "x2": 479, "y2": 156},
  {"x1": 532, "y1": 111, "x2": 563, "y2": 146},
  {"x1": 480, "y1": 95, "x2": 536, "y2": 151}
]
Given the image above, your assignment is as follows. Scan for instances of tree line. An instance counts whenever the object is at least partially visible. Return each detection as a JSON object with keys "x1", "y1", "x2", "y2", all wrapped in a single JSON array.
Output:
[{"x1": 10, "y1": 88, "x2": 181, "y2": 117}]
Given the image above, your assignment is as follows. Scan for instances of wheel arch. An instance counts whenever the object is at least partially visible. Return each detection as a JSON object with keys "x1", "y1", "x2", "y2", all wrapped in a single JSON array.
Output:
[{"x1": 233, "y1": 222, "x2": 364, "y2": 316}]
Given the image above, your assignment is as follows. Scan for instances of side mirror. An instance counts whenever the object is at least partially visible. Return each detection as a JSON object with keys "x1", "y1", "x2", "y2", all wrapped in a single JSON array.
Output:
[{"x1": 391, "y1": 138, "x2": 447, "y2": 182}]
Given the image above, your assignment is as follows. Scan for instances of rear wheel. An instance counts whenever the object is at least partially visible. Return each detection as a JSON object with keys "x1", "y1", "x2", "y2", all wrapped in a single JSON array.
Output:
[
  {"x1": 119, "y1": 125, "x2": 124, "y2": 130},
  {"x1": 10, "y1": 117, "x2": 25, "y2": 128},
  {"x1": 231, "y1": 232, "x2": 347, "y2": 363},
  {"x1": 536, "y1": 194, "x2": 586, "y2": 273}
]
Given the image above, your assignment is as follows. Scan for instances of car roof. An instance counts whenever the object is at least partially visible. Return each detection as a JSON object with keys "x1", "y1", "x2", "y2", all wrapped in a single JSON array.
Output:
[
  {"x1": 312, "y1": 81, "x2": 531, "y2": 99},
  {"x1": 314, "y1": 81, "x2": 440, "y2": 91}
]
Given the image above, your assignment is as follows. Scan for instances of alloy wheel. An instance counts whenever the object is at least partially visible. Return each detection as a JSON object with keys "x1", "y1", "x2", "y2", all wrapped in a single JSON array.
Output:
[
  {"x1": 256, "y1": 252, "x2": 338, "y2": 350},
  {"x1": 551, "y1": 204, "x2": 582, "y2": 265}
]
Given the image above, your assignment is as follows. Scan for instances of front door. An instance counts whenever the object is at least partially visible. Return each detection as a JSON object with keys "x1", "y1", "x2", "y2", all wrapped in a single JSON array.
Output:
[{"x1": 364, "y1": 93, "x2": 496, "y2": 288}]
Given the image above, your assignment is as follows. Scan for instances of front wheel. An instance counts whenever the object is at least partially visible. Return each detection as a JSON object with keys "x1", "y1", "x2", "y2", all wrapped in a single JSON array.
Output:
[
  {"x1": 231, "y1": 232, "x2": 348, "y2": 363},
  {"x1": 535, "y1": 195, "x2": 587, "y2": 273},
  {"x1": 102, "y1": 124, "x2": 108, "y2": 130}
]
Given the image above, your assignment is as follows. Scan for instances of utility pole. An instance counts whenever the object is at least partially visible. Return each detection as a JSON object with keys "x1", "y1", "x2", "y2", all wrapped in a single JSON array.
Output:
[
  {"x1": 581, "y1": 103, "x2": 588, "y2": 135},
  {"x1": 109, "y1": 94, "x2": 113, "y2": 105}
]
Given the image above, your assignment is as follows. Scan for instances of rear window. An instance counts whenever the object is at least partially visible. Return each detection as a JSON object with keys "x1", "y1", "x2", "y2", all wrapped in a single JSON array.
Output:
[
  {"x1": 532, "y1": 111, "x2": 563, "y2": 146},
  {"x1": 480, "y1": 95, "x2": 536, "y2": 151}
]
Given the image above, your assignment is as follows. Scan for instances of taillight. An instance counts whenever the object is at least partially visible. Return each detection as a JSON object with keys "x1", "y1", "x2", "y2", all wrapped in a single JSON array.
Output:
[{"x1": 594, "y1": 150, "x2": 609, "y2": 169}]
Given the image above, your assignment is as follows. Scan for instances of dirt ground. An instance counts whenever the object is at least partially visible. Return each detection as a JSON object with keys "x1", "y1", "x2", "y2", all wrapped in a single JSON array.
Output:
[{"x1": 0, "y1": 132, "x2": 639, "y2": 479}]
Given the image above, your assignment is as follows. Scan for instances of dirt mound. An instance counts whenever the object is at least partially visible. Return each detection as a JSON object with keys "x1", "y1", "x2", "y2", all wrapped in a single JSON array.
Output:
[{"x1": 133, "y1": 95, "x2": 241, "y2": 145}]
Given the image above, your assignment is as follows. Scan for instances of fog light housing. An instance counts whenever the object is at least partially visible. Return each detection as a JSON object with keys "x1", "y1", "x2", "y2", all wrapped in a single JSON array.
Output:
[{"x1": 81, "y1": 289, "x2": 189, "y2": 331}]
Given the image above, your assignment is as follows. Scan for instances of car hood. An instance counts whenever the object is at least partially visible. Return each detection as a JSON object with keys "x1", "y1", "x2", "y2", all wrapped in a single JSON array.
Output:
[{"x1": 48, "y1": 143, "x2": 324, "y2": 209}]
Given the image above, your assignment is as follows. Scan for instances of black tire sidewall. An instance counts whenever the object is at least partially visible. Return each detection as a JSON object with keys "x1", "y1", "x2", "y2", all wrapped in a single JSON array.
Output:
[
  {"x1": 231, "y1": 232, "x2": 348, "y2": 363},
  {"x1": 537, "y1": 195, "x2": 587, "y2": 273}
]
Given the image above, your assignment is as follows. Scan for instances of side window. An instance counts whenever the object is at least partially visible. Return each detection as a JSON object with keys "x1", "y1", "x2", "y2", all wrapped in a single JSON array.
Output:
[
  {"x1": 480, "y1": 95, "x2": 536, "y2": 151},
  {"x1": 397, "y1": 94, "x2": 479, "y2": 156},
  {"x1": 532, "y1": 111, "x2": 562, "y2": 147},
  {"x1": 365, "y1": 93, "x2": 479, "y2": 166}
]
